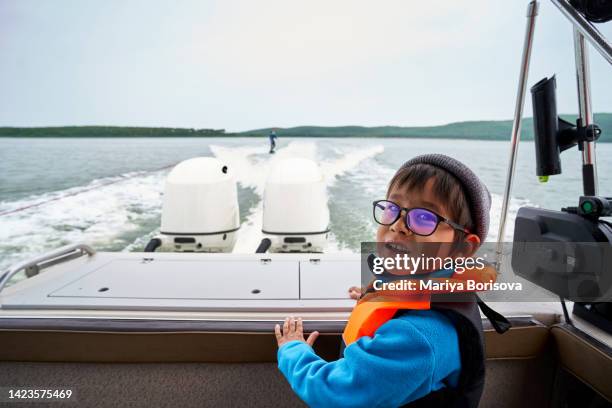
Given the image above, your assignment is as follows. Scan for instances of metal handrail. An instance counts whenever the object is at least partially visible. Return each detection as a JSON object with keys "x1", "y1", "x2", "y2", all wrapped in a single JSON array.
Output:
[
  {"x1": 496, "y1": 1, "x2": 539, "y2": 268},
  {"x1": 574, "y1": 27, "x2": 598, "y2": 195},
  {"x1": 0, "y1": 243, "x2": 96, "y2": 294},
  {"x1": 551, "y1": 0, "x2": 612, "y2": 65}
]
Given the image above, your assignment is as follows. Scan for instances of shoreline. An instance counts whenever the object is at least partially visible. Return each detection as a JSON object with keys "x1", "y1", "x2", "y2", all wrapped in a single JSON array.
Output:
[
  {"x1": 1, "y1": 135, "x2": 610, "y2": 142},
  {"x1": 1, "y1": 112, "x2": 610, "y2": 142}
]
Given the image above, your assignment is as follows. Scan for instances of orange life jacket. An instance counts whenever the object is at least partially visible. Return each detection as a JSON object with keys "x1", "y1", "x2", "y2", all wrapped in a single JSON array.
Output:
[{"x1": 342, "y1": 264, "x2": 497, "y2": 346}]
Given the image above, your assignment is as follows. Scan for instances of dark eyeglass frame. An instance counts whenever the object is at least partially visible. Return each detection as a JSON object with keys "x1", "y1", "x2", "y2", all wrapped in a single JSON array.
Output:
[{"x1": 372, "y1": 199, "x2": 470, "y2": 236}]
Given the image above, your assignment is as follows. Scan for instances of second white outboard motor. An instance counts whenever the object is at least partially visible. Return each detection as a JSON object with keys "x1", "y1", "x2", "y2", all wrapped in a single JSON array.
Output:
[
  {"x1": 146, "y1": 157, "x2": 240, "y2": 253},
  {"x1": 261, "y1": 158, "x2": 329, "y2": 252}
]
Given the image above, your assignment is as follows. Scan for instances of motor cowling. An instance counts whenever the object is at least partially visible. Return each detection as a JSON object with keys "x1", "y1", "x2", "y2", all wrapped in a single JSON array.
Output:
[
  {"x1": 262, "y1": 158, "x2": 329, "y2": 252},
  {"x1": 158, "y1": 157, "x2": 239, "y2": 252}
]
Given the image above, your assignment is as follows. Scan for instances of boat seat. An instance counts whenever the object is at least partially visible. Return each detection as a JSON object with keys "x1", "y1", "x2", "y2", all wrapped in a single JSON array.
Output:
[
  {"x1": 0, "y1": 318, "x2": 610, "y2": 407},
  {"x1": 481, "y1": 319, "x2": 555, "y2": 408},
  {"x1": 549, "y1": 323, "x2": 612, "y2": 403}
]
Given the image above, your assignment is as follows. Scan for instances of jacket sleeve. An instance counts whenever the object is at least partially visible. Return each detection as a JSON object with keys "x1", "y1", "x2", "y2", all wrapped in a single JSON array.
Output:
[{"x1": 277, "y1": 317, "x2": 439, "y2": 408}]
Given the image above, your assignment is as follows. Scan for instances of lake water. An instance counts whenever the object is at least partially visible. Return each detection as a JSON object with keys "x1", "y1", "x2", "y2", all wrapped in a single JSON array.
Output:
[{"x1": 1, "y1": 137, "x2": 610, "y2": 272}]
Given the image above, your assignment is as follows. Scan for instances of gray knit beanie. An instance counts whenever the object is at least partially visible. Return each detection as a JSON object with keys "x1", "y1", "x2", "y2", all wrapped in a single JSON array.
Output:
[{"x1": 399, "y1": 154, "x2": 491, "y2": 242}]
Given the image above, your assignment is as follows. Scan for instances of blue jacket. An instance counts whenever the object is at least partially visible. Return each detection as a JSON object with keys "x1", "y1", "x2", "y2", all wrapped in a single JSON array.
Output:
[{"x1": 277, "y1": 309, "x2": 461, "y2": 407}]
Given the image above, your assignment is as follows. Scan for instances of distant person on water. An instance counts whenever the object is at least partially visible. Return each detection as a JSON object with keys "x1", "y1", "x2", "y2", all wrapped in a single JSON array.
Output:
[
  {"x1": 275, "y1": 154, "x2": 501, "y2": 407},
  {"x1": 269, "y1": 130, "x2": 278, "y2": 154}
]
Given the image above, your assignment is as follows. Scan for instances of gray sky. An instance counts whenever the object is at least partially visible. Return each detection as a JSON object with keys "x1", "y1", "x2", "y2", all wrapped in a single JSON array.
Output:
[{"x1": 1, "y1": 0, "x2": 611, "y2": 131}]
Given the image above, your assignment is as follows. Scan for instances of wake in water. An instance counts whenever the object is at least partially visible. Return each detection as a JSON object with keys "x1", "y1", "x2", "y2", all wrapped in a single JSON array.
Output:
[
  {"x1": 0, "y1": 170, "x2": 167, "y2": 271},
  {"x1": 209, "y1": 141, "x2": 384, "y2": 252},
  {"x1": 0, "y1": 139, "x2": 534, "y2": 273},
  {"x1": 0, "y1": 141, "x2": 386, "y2": 270}
]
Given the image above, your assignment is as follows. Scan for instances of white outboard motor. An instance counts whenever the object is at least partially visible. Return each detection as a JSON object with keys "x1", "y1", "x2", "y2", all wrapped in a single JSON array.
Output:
[
  {"x1": 261, "y1": 158, "x2": 329, "y2": 252},
  {"x1": 149, "y1": 157, "x2": 240, "y2": 253}
]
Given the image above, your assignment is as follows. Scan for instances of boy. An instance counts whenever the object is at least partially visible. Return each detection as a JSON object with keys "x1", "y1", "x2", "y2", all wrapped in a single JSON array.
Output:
[{"x1": 274, "y1": 154, "x2": 495, "y2": 407}]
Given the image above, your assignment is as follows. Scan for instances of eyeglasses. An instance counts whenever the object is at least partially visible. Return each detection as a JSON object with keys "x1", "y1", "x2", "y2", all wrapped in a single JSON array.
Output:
[{"x1": 373, "y1": 200, "x2": 470, "y2": 236}]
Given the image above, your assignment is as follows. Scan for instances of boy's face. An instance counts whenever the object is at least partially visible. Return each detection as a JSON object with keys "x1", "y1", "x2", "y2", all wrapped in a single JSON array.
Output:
[{"x1": 376, "y1": 178, "x2": 479, "y2": 274}]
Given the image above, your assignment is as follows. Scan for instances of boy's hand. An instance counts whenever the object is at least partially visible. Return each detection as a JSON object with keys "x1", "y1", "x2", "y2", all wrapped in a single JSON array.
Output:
[
  {"x1": 275, "y1": 316, "x2": 319, "y2": 348},
  {"x1": 348, "y1": 286, "x2": 362, "y2": 300}
]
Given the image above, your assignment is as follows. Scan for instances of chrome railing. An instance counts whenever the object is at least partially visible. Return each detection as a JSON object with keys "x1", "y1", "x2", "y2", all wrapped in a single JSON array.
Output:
[
  {"x1": 0, "y1": 243, "x2": 96, "y2": 294},
  {"x1": 552, "y1": 0, "x2": 612, "y2": 66},
  {"x1": 496, "y1": 1, "x2": 540, "y2": 267}
]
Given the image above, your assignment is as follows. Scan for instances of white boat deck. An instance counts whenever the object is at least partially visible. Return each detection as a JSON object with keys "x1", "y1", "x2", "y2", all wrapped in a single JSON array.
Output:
[{"x1": 0, "y1": 251, "x2": 360, "y2": 312}]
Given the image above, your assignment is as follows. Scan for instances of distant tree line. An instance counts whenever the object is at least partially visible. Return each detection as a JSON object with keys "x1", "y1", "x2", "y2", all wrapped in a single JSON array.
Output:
[
  {"x1": 239, "y1": 113, "x2": 612, "y2": 142},
  {"x1": 0, "y1": 113, "x2": 610, "y2": 142},
  {"x1": 0, "y1": 126, "x2": 228, "y2": 137}
]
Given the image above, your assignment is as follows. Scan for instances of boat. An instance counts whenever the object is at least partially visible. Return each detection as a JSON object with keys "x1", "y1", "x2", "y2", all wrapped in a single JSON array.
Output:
[{"x1": 1, "y1": 1, "x2": 611, "y2": 407}]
